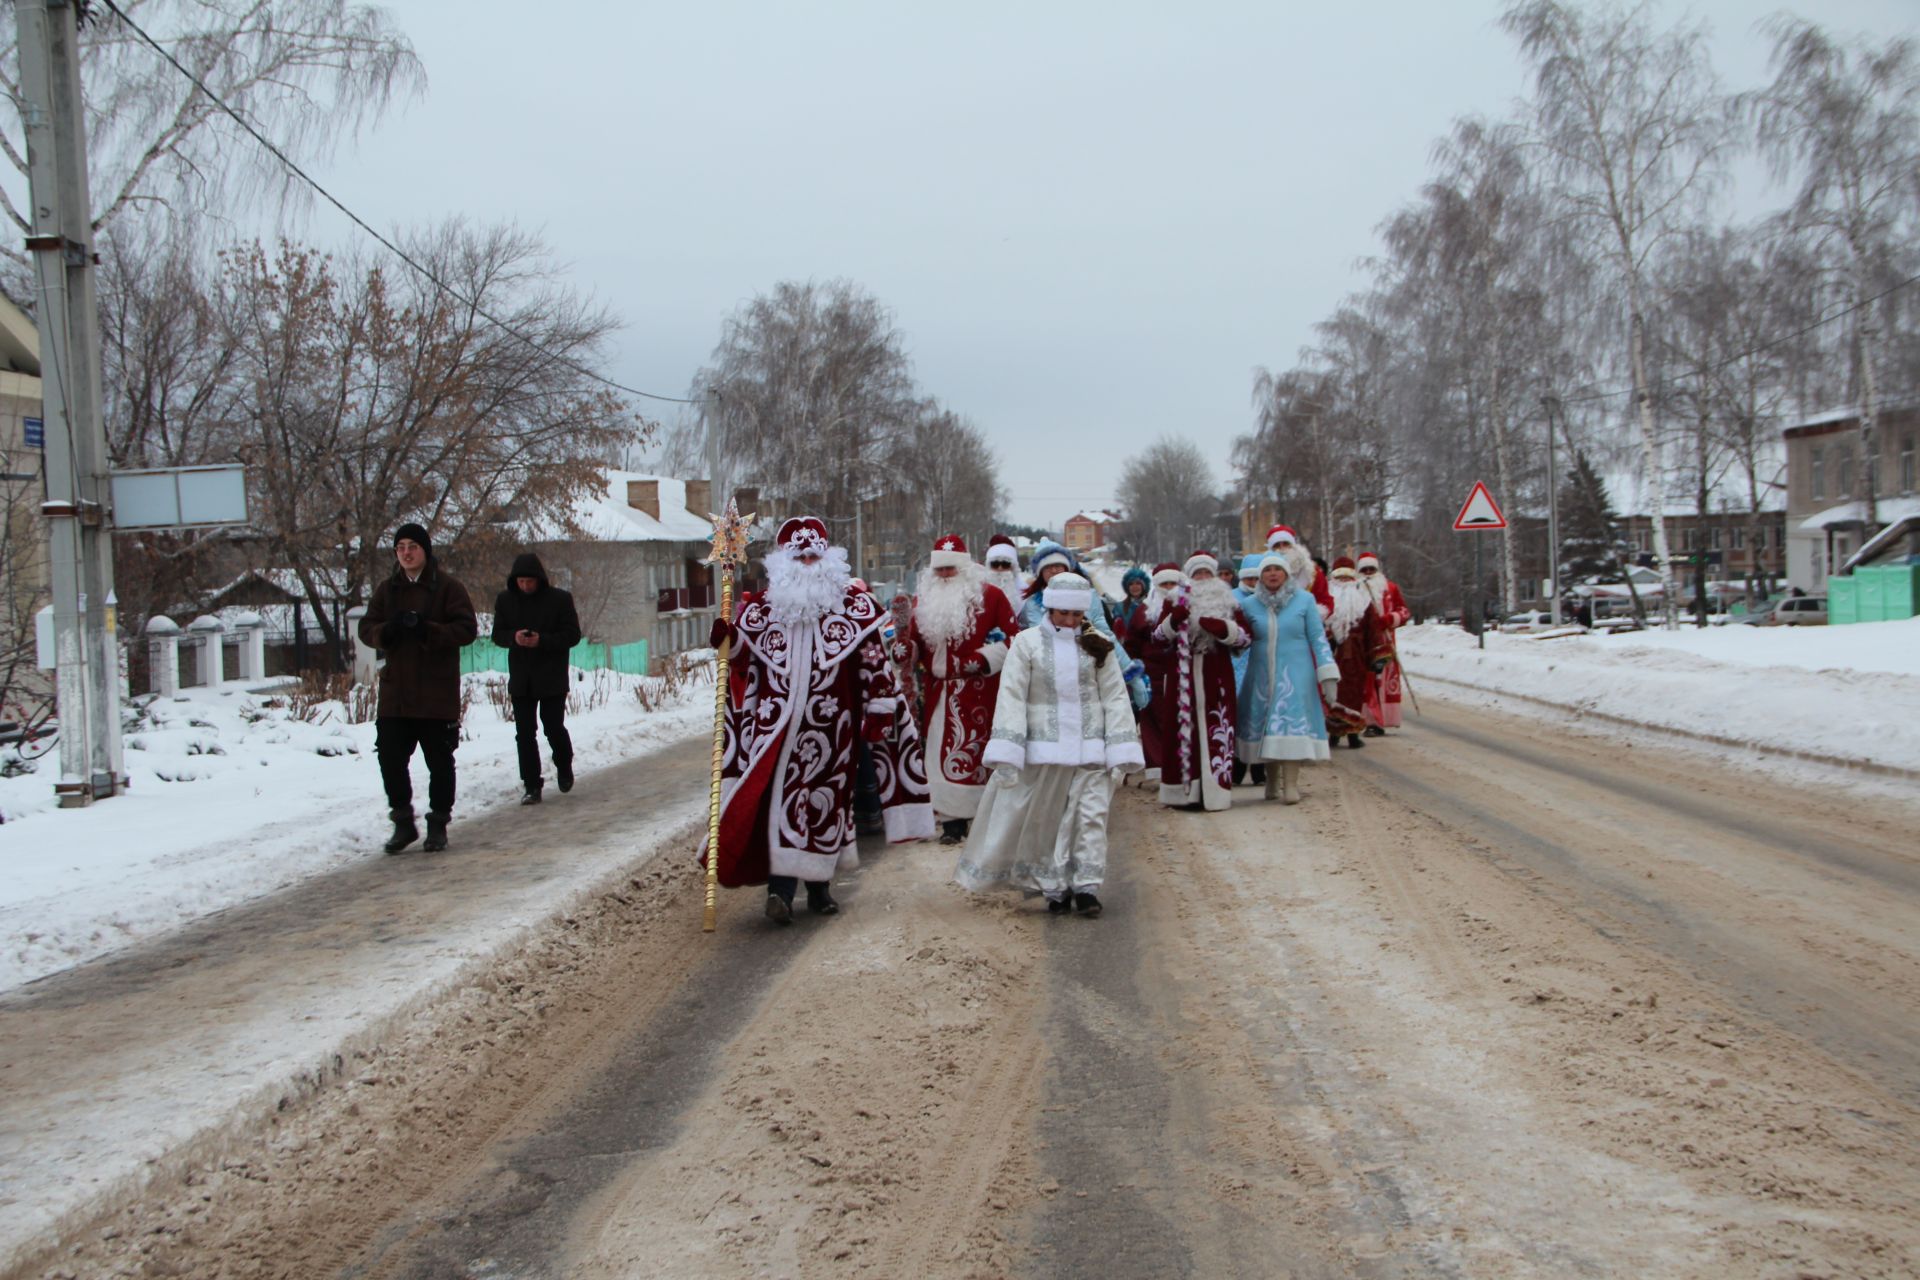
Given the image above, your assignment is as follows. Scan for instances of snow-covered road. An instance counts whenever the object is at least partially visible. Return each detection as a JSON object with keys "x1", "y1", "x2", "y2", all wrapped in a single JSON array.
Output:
[{"x1": 12, "y1": 694, "x2": 1916, "y2": 1279}]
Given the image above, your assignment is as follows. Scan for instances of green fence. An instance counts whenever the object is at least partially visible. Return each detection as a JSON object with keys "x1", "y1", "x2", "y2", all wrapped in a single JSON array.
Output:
[{"x1": 461, "y1": 638, "x2": 649, "y2": 675}]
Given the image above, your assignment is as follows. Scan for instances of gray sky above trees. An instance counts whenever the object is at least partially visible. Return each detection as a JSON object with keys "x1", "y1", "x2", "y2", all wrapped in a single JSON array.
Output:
[{"x1": 294, "y1": 0, "x2": 1918, "y2": 529}]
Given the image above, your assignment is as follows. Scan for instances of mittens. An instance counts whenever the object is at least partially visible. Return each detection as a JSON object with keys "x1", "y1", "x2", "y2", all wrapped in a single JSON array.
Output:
[
  {"x1": 1197, "y1": 617, "x2": 1228, "y2": 639},
  {"x1": 709, "y1": 617, "x2": 736, "y2": 650}
]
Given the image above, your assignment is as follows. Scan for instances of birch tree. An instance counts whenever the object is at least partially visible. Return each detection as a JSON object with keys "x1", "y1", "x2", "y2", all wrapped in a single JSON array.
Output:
[
  {"x1": 1750, "y1": 19, "x2": 1920, "y2": 532},
  {"x1": 1502, "y1": 0, "x2": 1731, "y2": 626},
  {"x1": 0, "y1": 0, "x2": 423, "y2": 252}
]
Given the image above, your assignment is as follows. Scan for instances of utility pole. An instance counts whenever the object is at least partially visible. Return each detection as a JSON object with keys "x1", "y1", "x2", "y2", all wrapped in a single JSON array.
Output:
[
  {"x1": 15, "y1": 0, "x2": 126, "y2": 805},
  {"x1": 1543, "y1": 394, "x2": 1562, "y2": 627}
]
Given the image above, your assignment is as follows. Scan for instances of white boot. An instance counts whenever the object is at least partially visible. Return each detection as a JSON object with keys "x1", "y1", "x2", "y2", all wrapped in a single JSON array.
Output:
[{"x1": 1282, "y1": 762, "x2": 1302, "y2": 805}]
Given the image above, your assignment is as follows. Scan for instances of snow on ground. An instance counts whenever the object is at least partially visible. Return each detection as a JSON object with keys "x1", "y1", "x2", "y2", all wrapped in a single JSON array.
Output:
[
  {"x1": 0, "y1": 662, "x2": 713, "y2": 993},
  {"x1": 1397, "y1": 617, "x2": 1920, "y2": 776}
]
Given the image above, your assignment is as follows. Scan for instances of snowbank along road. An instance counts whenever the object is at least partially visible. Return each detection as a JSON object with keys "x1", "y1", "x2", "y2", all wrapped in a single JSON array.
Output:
[{"x1": 6, "y1": 694, "x2": 1918, "y2": 1278}]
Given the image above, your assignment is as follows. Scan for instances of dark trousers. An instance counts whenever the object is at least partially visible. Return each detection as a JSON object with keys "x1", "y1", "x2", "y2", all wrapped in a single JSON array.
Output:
[
  {"x1": 376, "y1": 717, "x2": 458, "y2": 819},
  {"x1": 767, "y1": 875, "x2": 828, "y2": 900},
  {"x1": 512, "y1": 692, "x2": 572, "y2": 790}
]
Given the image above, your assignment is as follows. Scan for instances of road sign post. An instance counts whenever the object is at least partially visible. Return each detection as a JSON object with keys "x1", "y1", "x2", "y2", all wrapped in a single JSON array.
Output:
[{"x1": 1453, "y1": 482, "x2": 1508, "y2": 650}]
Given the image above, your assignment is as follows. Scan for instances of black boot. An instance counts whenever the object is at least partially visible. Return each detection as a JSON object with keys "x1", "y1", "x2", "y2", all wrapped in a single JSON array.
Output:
[
  {"x1": 556, "y1": 758, "x2": 574, "y2": 793},
  {"x1": 1363, "y1": 726, "x2": 1385, "y2": 738},
  {"x1": 1047, "y1": 896, "x2": 1071, "y2": 915},
  {"x1": 766, "y1": 875, "x2": 795, "y2": 925},
  {"x1": 422, "y1": 814, "x2": 449, "y2": 852},
  {"x1": 805, "y1": 881, "x2": 839, "y2": 916},
  {"x1": 1347, "y1": 734, "x2": 1365, "y2": 750},
  {"x1": 520, "y1": 786, "x2": 543, "y2": 806},
  {"x1": 1250, "y1": 763, "x2": 1266, "y2": 784},
  {"x1": 1329, "y1": 732, "x2": 1341, "y2": 750},
  {"x1": 939, "y1": 818, "x2": 968, "y2": 845},
  {"x1": 1073, "y1": 892, "x2": 1103, "y2": 918},
  {"x1": 383, "y1": 811, "x2": 419, "y2": 855}
]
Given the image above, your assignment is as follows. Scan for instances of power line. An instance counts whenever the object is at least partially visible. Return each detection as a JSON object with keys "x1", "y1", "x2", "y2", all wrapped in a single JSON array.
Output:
[
  {"x1": 97, "y1": 0, "x2": 714, "y2": 407},
  {"x1": 1556, "y1": 269, "x2": 1920, "y2": 408}
]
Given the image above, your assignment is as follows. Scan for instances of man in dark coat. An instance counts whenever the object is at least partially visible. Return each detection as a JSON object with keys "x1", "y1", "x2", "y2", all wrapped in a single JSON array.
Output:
[
  {"x1": 491, "y1": 552, "x2": 582, "y2": 803},
  {"x1": 357, "y1": 523, "x2": 478, "y2": 853}
]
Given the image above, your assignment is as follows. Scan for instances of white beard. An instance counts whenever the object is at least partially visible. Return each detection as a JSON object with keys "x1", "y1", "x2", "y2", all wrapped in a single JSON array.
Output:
[
  {"x1": 1362, "y1": 574, "x2": 1387, "y2": 606},
  {"x1": 1327, "y1": 579, "x2": 1371, "y2": 644},
  {"x1": 1277, "y1": 542, "x2": 1314, "y2": 589},
  {"x1": 983, "y1": 566, "x2": 1024, "y2": 602},
  {"x1": 914, "y1": 563, "x2": 986, "y2": 648},
  {"x1": 765, "y1": 545, "x2": 853, "y2": 630},
  {"x1": 1188, "y1": 578, "x2": 1237, "y2": 650},
  {"x1": 1143, "y1": 583, "x2": 1180, "y2": 624}
]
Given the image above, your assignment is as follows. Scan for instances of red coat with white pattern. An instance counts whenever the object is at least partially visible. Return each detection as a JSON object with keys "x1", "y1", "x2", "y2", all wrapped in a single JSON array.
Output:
[
  {"x1": 1364, "y1": 579, "x2": 1412, "y2": 729},
  {"x1": 909, "y1": 584, "x2": 1020, "y2": 820},
  {"x1": 714, "y1": 587, "x2": 934, "y2": 888}
]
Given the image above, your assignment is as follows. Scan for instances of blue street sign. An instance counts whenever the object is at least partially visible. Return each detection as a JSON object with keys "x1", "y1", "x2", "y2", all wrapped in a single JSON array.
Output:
[{"x1": 23, "y1": 417, "x2": 43, "y2": 448}]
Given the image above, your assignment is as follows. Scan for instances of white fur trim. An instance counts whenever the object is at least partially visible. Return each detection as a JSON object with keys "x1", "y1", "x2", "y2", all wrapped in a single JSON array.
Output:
[
  {"x1": 930, "y1": 548, "x2": 971, "y2": 570},
  {"x1": 983, "y1": 737, "x2": 1025, "y2": 769},
  {"x1": 865, "y1": 697, "x2": 898, "y2": 715},
  {"x1": 984, "y1": 547, "x2": 1018, "y2": 567},
  {"x1": 1105, "y1": 741, "x2": 1146, "y2": 772},
  {"x1": 1315, "y1": 661, "x2": 1341, "y2": 683},
  {"x1": 1267, "y1": 530, "x2": 1296, "y2": 549},
  {"x1": 884, "y1": 802, "x2": 935, "y2": 843},
  {"x1": 1151, "y1": 568, "x2": 1183, "y2": 587},
  {"x1": 1043, "y1": 587, "x2": 1093, "y2": 611},
  {"x1": 978, "y1": 639, "x2": 1009, "y2": 675},
  {"x1": 1182, "y1": 554, "x2": 1218, "y2": 578},
  {"x1": 1032, "y1": 550, "x2": 1071, "y2": 574},
  {"x1": 1357, "y1": 554, "x2": 1381, "y2": 569},
  {"x1": 1260, "y1": 553, "x2": 1290, "y2": 572}
]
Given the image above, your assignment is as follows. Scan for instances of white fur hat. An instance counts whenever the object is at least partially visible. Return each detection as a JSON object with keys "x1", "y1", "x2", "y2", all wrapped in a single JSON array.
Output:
[
  {"x1": 1260, "y1": 552, "x2": 1291, "y2": 574},
  {"x1": 1357, "y1": 552, "x2": 1381, "y2": 571},
  {"x1": 1031, "y1": 548, "x2": 1072, "y2": 576},
  {"x1": 1150, "y1": 563, "x2": 1184, "y2": 587},
  {"x1": 1182, "y1": 551, "x2": 1219, "y2": 579},
  {"x1": 1041, "y1": 571, "x2": 1094, "y2": 613},
  {"x1": 984, "y1": 536, "x2": 1019, "y2": 568}
]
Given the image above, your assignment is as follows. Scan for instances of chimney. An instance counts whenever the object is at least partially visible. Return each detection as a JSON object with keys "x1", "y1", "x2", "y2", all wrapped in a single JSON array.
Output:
[
  {"x1": 684, "y1": 478, "x2": 712, "y2": 518},
  {"x1": 626, "y1": 478, "x2": 660, "y2": 520}
]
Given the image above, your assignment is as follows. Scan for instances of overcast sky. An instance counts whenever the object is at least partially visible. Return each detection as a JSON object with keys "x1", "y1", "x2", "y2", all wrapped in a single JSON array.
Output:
[{"x1": 307, "y1": 0, "x2": 1918, "y2": 529}]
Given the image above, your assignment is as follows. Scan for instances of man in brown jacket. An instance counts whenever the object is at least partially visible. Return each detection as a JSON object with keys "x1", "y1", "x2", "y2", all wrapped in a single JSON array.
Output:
[{"x1": 358, "y1": 523, "x2": 478, "y2": 853}]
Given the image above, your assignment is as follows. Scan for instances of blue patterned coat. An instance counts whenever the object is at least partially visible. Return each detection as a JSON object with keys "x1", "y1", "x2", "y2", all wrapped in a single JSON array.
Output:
[{"x1": 1235, "y1": 582, "x2": 1339, "y2": 763}]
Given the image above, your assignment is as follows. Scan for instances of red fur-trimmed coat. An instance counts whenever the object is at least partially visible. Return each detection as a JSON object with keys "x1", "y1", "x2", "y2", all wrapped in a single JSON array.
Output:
[
  {"x1": 908, "y1": 585, "x2": 1019, "y2": 820},
  {"x1": 1364, "y1": 580, "x2": 1412, "y2": 729},
  {"x1": 713, "y1": 588, "x2": 934, "y2": 888},
  {"x1": 1324, "y1": 596, "x2": 1392, "y2": 738},
  {"x1": 1137, "y1": 594, "x2": 1251, "y2": 812}
]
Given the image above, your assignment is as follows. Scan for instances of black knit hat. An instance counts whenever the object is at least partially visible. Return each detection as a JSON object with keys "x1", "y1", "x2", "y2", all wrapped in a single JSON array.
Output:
[{"x1": 393, "y1": 522, "x2": 431, "y2": 552}]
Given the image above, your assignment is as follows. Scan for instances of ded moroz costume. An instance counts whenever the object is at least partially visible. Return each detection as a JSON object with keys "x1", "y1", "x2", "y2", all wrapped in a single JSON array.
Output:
[
  {"x1": 1140, "y1": 551, "x2": 1251, "y2": 811},
  {"x1": 982, "y1": 535, "x2": 1027, "y2": 612},
  {"x1": 1322, "y1": 556, "x2": 1391, "y2": 750},
  {"x1": 1123, "y1": 562, "x2": 1186, "y2": 781},
  {"x1": 710, "y1": 517, "x2": 934, "y2": 923},
  {"x1": 1358, "y1": 552, "x2": 1412, "y2": 733},
  {"x1": 908, "y1": 535, "x2": 1021, "y2": 843},
  {"x1": 954, "y1": 572, "x2": 1143, "y2": 914}
]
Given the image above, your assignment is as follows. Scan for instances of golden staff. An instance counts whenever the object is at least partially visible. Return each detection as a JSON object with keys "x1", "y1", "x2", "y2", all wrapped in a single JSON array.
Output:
[{"x1": 702, "y1": 498, "x2": 755, "y2": 933}]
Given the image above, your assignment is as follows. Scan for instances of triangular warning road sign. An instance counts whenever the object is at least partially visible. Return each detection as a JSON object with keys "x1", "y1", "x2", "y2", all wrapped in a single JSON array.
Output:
[{"x1": 1453, "y1": 481, "x2": 1507, "y2": 531}]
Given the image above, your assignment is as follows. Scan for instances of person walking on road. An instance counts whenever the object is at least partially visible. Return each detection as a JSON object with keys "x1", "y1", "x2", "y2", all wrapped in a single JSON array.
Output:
[
  {"x1": 709, "y1": 517, "x2": 934, "y2": 924},
  {"x1": 491, "y1": 552, "x2": 582, "y2": 804},
  {"x1": 954, "y1": 572, "x2": 1143, "y2": 916},
  {"x1": 1139, "y1": 551, "x2": 1250, "y2": 812},
  {"x1": 1323, "y1": 557, "x2": 1389, "y2": 750},
  {"x1": 359, "y1": 523, "x2": 478, "y2": 854},
  {"x1": 1357, "y1": 552, "x2": 1412, "y2": 736},
  {"x1": 1236, "y1": 553, "x2": 1338, "y2": 803}
]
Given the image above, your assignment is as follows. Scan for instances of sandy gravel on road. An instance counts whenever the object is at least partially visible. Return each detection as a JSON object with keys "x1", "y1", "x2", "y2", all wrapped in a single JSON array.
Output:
[{"x1": 17, "y1": 694, "x2": 1919, "y2": 1280}]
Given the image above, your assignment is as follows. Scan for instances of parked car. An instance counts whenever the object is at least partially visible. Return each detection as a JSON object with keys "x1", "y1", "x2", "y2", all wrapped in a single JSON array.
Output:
[
  {"x1": 1731, "y1": 601, "x2": 1778, "y2": 626},
  {"x1": 1501, "y1": 609, "x2": 1560, "y2": 634},
  {"x1": 1756, "y1": 595, "x2": 1827, "y2": 626}
]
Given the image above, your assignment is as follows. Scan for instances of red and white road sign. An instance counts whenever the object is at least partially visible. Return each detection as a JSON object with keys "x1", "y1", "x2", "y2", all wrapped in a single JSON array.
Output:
[{"x1": 1452, "y1": 481, "x2": 1507, "y2": 531}]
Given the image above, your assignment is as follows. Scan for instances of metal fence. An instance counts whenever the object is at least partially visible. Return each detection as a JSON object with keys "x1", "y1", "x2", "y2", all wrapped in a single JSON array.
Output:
[{"x1": 459, "y1": 638, "x2": 650, "y2": 676}]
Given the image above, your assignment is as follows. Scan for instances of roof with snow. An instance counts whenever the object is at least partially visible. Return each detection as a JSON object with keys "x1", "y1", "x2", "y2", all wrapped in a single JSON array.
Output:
[
  {"x1": 1799, "y1": 494, "x2": 1920, "y2": 532},
  {"x1": 1781, "y1": 396, "x2": 1920, "y2": 436},
  {"x1": 1065, "y1": 508, "x2": 1124, "y2": 525},
  {"x1": 526, "y1": 471, "x2": 716, "y2": 544}
]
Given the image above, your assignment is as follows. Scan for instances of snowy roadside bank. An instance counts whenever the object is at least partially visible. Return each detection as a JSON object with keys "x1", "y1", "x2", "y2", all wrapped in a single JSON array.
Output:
[
  {"x1": 0, "y1": 661, "x2": 715, "y2": 992},
  {"x1": 1396, "y1": 619, "x2": 1920, "y2": 779}
]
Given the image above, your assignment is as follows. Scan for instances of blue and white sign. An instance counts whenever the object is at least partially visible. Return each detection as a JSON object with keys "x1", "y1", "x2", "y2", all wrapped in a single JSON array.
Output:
[{"x1": 23, "y1": 417, "x2": 42, "y2": 448}]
